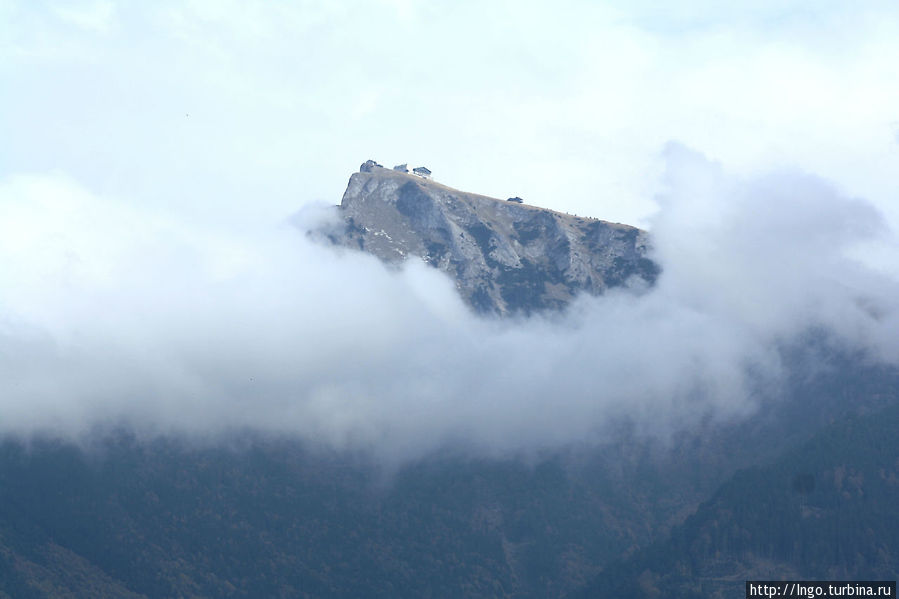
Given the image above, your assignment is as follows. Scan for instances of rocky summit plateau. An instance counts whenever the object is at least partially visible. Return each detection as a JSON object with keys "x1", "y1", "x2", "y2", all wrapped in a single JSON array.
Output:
[{"x1": 324, "y1": 160, "x2": 660, "y2": 315}]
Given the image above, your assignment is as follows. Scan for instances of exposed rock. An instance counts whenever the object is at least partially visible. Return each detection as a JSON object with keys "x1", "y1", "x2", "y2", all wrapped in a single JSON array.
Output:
[
  {"x1": 327, "y1": 166, "x2": 659, "y2": 315},
  {"x1": 360, "y1": 159, "x2": 382, "y2": 172}
]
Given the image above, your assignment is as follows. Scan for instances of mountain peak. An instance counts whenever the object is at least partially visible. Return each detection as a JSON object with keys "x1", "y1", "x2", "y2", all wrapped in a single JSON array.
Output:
[{"x1": 329, "y1": 163, "x2": 659, "y2": 315}]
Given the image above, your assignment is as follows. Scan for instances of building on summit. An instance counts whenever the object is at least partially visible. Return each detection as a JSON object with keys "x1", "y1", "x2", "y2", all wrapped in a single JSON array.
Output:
[{"x1": 360, "y1": 159, "x2": 382, "y2": 172}]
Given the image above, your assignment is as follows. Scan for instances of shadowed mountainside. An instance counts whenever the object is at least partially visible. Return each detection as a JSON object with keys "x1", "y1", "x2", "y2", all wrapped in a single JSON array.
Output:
[{"x1": 570, "y1": 401, "x2": 899, "y2": 599}]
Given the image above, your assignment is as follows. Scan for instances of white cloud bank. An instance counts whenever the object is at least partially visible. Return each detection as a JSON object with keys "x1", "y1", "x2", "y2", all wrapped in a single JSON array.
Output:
[
  {"x1": 2, "y1": 1, "x2": 898, "y2": 460},
  {"x1": 2, "y1": 147, "x2": 897, "y2": 461}
]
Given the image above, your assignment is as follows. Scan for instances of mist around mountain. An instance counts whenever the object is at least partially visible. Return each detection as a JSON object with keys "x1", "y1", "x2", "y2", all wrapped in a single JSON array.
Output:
[
  {"x1": 1, "y1": 339, "x2": 896, "y2": 598},
  {"x1": 1, "y1": 149, "x2": 898, "y2": 597}
]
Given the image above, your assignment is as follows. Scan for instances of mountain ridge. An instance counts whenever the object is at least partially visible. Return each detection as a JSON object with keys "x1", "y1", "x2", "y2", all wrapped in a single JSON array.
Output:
[{"x1": 326, "y1": 162, "x2": 659, "y2": 315}]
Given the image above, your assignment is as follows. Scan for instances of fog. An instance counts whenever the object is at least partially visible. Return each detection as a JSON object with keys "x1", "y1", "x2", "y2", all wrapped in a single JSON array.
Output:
[{"x1": 1, "y1": 145, "x2": 896, "y2": 461}]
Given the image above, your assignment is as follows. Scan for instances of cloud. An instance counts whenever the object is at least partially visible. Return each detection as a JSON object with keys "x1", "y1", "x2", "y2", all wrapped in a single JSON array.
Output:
[
  {"x1": 652, "y1": 144, "x2": 893, "y2": 341},
  {"x1": 3, "y1": 1, "x2": 898, "y2": 232},
  {"x1": 52, "y1": 0, "x2": 116, "y2": 33},
  {"x1": 1, "y1": 149, "x2": 897, "y2": 462}
]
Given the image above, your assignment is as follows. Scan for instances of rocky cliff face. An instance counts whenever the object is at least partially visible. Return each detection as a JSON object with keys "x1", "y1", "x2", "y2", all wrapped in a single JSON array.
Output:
[{"x1": 327, "y1": 163, "x2": 659, "y2": 315}]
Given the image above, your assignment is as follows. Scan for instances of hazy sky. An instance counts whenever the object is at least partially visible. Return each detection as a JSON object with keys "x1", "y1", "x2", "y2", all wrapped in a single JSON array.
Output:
[
  {"x1": 3, "y1": 1, "x2": 899, "y2": 460},
  {"x1": 3, "y1": 0, "x2": 898, "y2": 228}
]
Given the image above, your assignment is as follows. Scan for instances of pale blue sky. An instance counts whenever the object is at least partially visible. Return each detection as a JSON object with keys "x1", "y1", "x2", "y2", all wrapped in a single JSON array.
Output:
[{"x1": 3, "y1": 0, "x2": 898, "y2": 230}]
